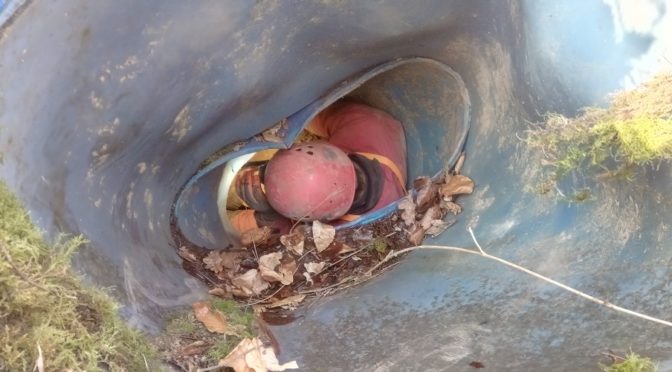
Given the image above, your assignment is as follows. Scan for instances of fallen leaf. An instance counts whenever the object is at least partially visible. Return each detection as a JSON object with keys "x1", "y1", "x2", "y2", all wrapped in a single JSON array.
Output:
[
  {"x1": 192, "y1": 301, "x2": 231, "y2": 334},
  {"x1": 203, "y1": 250, "x2": 246, "y2": 273},
  {"x1": 304, "y1": 261, "x2": 327, "y2": 274},
  {"x1": 208, "y1": 287, "x2": 231, "y2": 298},
  {"x1": 261, "y1": 119, "x2": 287, "y2": 143},
  {"x1": 318, "y1": 241, "x2": 353, "y2": 260},
  {"x1": 267, "y1": 294, "x2": 306, "y2": 309},
  {"x1": 303, "y1": 272, "x2": 314, "y2": 285},
  {"x1": 219, "y1": 337, "x2": 298, "y2": 372},
  {"x1": 241, "y1": 226, "x2": 273, "y2": 247},
  {"x1": 312, "y1": 221, "x2": 335, "y2": 252},
  {"x1": 426, "y1": 219, "x2": 454, "y2": 237},
  {"x1": 419, "y1": 205, "x2": 442, "y2": 230},
  {"x1": 231, "y1": 269, "x2": 270, "y2": 298},
  {"x1": 409, "y1": 226, "x2": 426, "y2": 245},
  {"x1": 179, "y1": 340, "x2": 212, "y2": 357},
  {"x1": 177, "y1": 246, "x2": 198, "y2": 262},
  {"x1": 280, "y1": 231, "x2": 304, "y2": 256},
  {"x1": 439, "y1": 174, "x2": 474, "y2": 199},
  {"x1": 413, "y1": 176, "x2": 431, "y2": 189},
  {"x1": 398, "y1": 195, "x2": 416, "y2": 226},
  {"x1": 259, "y1": 252, "x2": 296, "y2": 285},
  {"x1": 441, "y1": 200, "x2": 462, "y2": 215},
  {"x1": 415, "y1": 180, "x2": 438, "y2": 210}
]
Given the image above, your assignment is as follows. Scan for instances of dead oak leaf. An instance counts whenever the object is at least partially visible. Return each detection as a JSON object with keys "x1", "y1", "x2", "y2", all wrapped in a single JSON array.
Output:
[
  {"x1": 241, "y1": 226, "x2": 272, "y2": 247},
  {"x1": 312, "y1": 221, "x2": 335, "y2": 253},
  {"x1": 303, "y1": 261, "x2": 327, "y2": 285},
  {"x1": 408, "y1": 226, "x2": 426, "y2": 245},
  {"x1": 267, "y1": 294, "x2": 306, "y2": 309},
  {"x1": 280, "y1": 231, "x2": 304, "y2": 256},
  {"x1": 440, "y1": 174, "x2": 474, "y2": 199},
  {"x1": 192, "y1": 301, "x2": 233, "y2": 335},
  {"x1": 419, "y1": 205, "x2": 442, "y2": 230},
  {"x1": 441, "y1": 200, "x2": 462, "y2": 215},
  {"x1": 415, "y1": 179, "x2": 439, "y2": 211},
  {"x1": 398, "y1": 195, "x2": 416, "y2": 226},
  {"x1": 259, "y1": 252, "x2": 296, "y2": 285},
  {"x1": 231, "y1": 269, "x2": 270, "y2": 298},
  {"x1": 203, "y1": 250, "x2": 246, "y2": 273},
  {"x1": 219, "y1": 337, "x2": 298, "y2": 372}
]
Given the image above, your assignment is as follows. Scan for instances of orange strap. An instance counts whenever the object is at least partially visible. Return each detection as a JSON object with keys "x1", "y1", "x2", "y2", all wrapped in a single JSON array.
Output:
[{"x1": 354, "y1": 152, "x2": 406, "y2": 192}]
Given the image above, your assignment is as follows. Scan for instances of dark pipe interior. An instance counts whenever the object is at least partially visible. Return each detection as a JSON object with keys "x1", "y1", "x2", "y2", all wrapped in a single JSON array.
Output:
[{"x1": 1, "y1": 0, "x2": 671, "y2": 369}]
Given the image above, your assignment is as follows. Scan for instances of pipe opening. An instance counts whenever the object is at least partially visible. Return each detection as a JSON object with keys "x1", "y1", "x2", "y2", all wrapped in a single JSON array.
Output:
[{"x1": 172, "y1": 57, "x2": 470, "y2": 251}]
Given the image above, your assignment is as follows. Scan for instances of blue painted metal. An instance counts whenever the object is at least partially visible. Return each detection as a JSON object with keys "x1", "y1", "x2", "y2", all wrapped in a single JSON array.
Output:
[{"x1": 1, "y1": 0, "x2": 671, "y2": 369}]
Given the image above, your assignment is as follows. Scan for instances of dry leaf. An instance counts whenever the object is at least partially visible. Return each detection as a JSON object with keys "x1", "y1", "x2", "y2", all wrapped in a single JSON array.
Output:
[
  {"x1": 204, "y1": 250, "x2": 245, "y2": 273},
  {"x1": 426, "y1": 219, "x2": 454, "y2": 237},
  {"x1": 304, "y1": 261, "x2": 327, "y2": 274},
  {"x1": 419, "y1": 205, "x2": 442, "y2": 230},
  {"x1": 312, "y1": 221, "x2": 335, "y2": 252},
  {"x1": 208, "y1": 287, "x2": 230, "y2": 298},
  {"x1": 318, "y1": 241, "x2": 353, "y2": 260},
  {"x1": 398, "y1": 195, "x2": 416, "y2": 226},
  {"x1": 231, "y1": 269, "x2": 270, "y2": 297},
  {"x1": 219, "y1": 337, "x2": 298, "y2": 372},
  {"x1": 441, "y1": 200, "x2": 462, "y2": 215},
  {"x1": 241, "y1": 226, "x2": 272, "y2": 246},
  {"x1": 177, "y1": 246, "x2": 198, "y2": 262},
  {"x1": 303, "y1": 272, "x2": 314, "y2": 285},
  {"x1": 439, "y1": 174, "x2": 474, "y2": 199},
  {"x1": 267, "y1": 294, "x2": 306, "y2": 309},
  {"x1": 415, "y1": 178, "x2": 438, "y2": 210},
  {"x1": 280, "y1": 231, "x2": 304, "y2": 255},
  {"x1": 192, "y1": 301, "x2": 231, "y2": 334},
  {"x1": 179, "y1": 340, "x2": 212, "y2": 356},
  {"x1": 261, "y1": 119, "x2": 287, "y2": 143},
  {"x1": 259, "y1": 252, "x2": 296, "y2": 285},
  {"x1": 409, "y1": 226, "x2": 426, "y2": 245}
]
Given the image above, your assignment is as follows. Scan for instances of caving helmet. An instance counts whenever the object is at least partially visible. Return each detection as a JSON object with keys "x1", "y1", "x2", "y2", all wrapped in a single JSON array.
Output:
[{"x1": 264, "y1": 142, "x2": 356, "y2": 221}]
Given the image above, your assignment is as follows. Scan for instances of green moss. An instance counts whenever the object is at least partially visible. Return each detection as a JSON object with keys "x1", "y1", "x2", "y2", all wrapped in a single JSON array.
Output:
[
  {"x1": 600, "y1": 352, "x2": 657, "y2": 372},
  {"x1": 525, "y1": 74, "x2": 672, "y2": 194},
  {"x1": 165, "y1": 313, "x2": 198, "y2": 336},
  {"x1": 0, "y1": 181, "x2": 156, "y2": 371},
  {"x1": 211, "y1": 298, "x2": 255, "y2": 338}
]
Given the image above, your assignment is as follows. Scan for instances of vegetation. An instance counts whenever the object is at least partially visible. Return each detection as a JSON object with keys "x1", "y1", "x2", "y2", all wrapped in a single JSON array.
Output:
[
  {"x1": 526, "y1": 74, "x2": 672, "y2": 192},
  {"x1": 0, "y1": 181, "x2": 156, "y2": 371},
  {"x1": 600, "y1": 352, "x2": 657, "y2": 372}
]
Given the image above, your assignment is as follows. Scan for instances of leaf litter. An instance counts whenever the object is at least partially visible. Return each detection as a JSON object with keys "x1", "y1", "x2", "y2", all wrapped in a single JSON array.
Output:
[{"x1": 170, "y1": 151, "x2": 474, "y2": 370}]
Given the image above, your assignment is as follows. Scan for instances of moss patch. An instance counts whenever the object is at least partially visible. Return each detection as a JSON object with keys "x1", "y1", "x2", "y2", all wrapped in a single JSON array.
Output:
[
  {"x1": 157, "y1": 298, "x2": 256, "y2": 369},
  {"x1": 525, "y1": 74, "x2": 672, "y2": 193},
  {"x1": 0, "y1": 181, "x2": 156, "y2": 371},
  {"x1": 600, "y1": 352, "x2": 657, "y2": 372}
]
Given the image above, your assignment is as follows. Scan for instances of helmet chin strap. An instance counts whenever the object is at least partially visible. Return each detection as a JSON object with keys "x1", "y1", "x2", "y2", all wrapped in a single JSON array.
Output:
[{"x1": 347, "y1": 153, "x2": 383, "y2": 215}]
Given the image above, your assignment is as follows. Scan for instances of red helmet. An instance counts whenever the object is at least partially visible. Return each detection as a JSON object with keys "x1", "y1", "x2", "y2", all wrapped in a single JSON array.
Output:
[{"x1": 264, "y1": 142, "x2": 356, "y2": 221}]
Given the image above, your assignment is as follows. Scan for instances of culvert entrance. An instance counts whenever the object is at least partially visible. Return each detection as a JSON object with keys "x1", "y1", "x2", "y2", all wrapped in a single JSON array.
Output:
[{"x1": 170, "y1": 58, "x2": 474, "y2": 333}]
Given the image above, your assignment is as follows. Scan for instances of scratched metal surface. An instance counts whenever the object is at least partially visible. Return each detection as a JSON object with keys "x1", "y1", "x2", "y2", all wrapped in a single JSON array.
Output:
[{"x1": 1, "y1": 0, "x2": 671, "y2": 370}]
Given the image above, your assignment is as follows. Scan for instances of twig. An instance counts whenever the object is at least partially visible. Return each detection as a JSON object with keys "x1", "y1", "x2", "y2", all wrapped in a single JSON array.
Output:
[
  {"x1": 368, "y1": 228, "x2": 672, "y2": 328},
  {"x1": 142, "y1": 354, "x2": 150, "y2": 372},
  {"x1": 0, "y1": 240, "x2": 52, "y2": 293},
  {"x1": 468, "y1": 227, "x2": 485, "y2": 254},
  {"x1": 197, "y1": 364, "x2": 223, "y2": 372},
  {"x1": 33, "y1": 343, "x2": 44, "y2": 372},
  {"x1": 243, "y1": 285, "x2": 286, "y2": 308}
]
